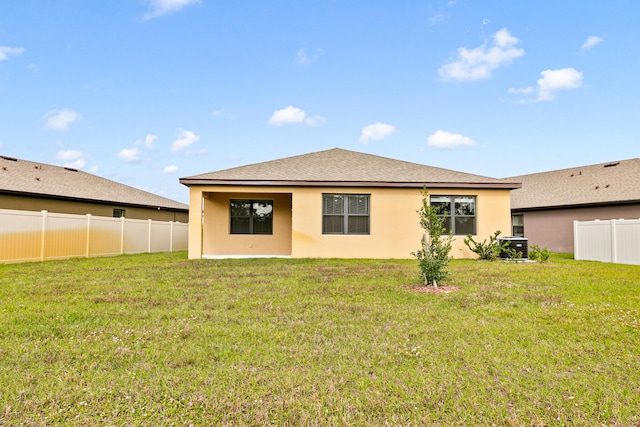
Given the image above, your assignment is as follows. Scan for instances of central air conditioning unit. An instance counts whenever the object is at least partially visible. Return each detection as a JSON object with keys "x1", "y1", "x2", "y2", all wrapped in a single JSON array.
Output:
[{"x1": 498, "y1": 237, "x2": 529, "y2": 259}]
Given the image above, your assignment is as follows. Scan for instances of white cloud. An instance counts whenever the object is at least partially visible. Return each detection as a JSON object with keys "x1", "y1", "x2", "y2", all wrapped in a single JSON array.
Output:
[
  {"x1": 427, "y1": 130, "x2": 476, "y2": 149},
  {"x1": 143, "y1": 0, "x2": 200, "y2": 20},
  {"x1": 55, "y1": 149, "x2": 84, "y2": 162},
  {"x1": 295, "y1": 48, "x2": 324, "y2": 65},
  {"x1": 581, "y1": 36, "x2": 604, "y2": 50},
  {"x1": 439, "y1": 28, "x2": 524, "y2": 81},
  {"x1": 144, "y1": 134, "x2": 157, "y2": 149},
  {"x1": 268, "y1": 106, "x2": 305, "y2": 125},
  {"x1": 170, "y1": 129, "x2": 200, "y2": 152},
  {"x1": 117, "y1": 147, "x2": 141, "y2": 162},
  {"x1": 44, "y1": 109, "x2": 81, "y2": 131},
  {"x1": 64, "y1": 158, "x2": 86, "y2": 169},
  {"x1": 0, "y1": 46, "x2": 25, "y2": 61},
  {"x1": 359, "y1": 122, "x2": 397, "y2": 144},
  {"x1": 537, "y1": 68, "x2": 583, "y2": 101},
  {"x1": 163, "y1": 164, "x2": 178, "y2": 174},
  {"x1": 509, "y1": 68, "x2": 583, "y2": 102},
  {"x1": 304, "y1": 115, "x2": 326, "y2": 127},
  {"x1": 268, "y1": 106, "x2": 325, "y2": 127},
  {"x1": 428, "y1": 13, "x2": 445, "y2": 26},
  {"x1": 507, "y1": 86, "x2": 535, "y2": 96},
  {"x1": 55, "y1": 150, "x2": 86, "y2": 169}
]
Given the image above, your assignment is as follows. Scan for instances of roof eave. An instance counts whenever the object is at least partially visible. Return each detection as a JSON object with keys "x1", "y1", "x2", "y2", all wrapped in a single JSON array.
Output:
[
  {"x1": 512, "y1": 198, "x2": 640, "y2": 212},
  {"x1": 179, "y1": 179, "x2": 522, "y2": 190}
]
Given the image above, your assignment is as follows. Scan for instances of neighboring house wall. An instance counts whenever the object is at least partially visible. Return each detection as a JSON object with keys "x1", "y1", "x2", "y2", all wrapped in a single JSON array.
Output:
[
  {"x1": 188, "y1": 185, "x2": 513, "y2": 259},
  {"x1": 515, "y1": 204, "x2": 640, "y2": 253},
  {"x1": 0, "y1": 193, "x2": 189, "y2": 222}
]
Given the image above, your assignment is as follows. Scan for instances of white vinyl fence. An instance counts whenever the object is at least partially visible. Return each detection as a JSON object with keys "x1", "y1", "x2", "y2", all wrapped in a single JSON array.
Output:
[
  {"x1": 0, "y1": 209, "x2": 188, "y2": 264},
  {"x1": 574, "y1": 219, "x2": 640, "y2": 265}
]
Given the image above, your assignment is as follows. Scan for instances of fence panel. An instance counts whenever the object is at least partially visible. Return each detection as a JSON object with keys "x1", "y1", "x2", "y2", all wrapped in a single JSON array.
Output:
[
  {"x1": 172, "y1": 223, "x2": 189, "y2": 251},
  {"x1": 122, "y1": 219, "x2": 151, "y2": 254},
  {"x1": 0, "y1": 209, "x2": 188, "y2": 263},
  {"x1": 88, "y1": 216, "x2": 123, "y2": 257},
  {"x1": 43, "y1": 212, "x2": 88, "y2": 260},
  {"x1": 574, "y1": 219, "x2": 640, "y2": 265},
  {"x1": 0, "y1": 209, "x2": 44, "y2": 263},
  {"x1": 614, "y1": 219, "x2": 640, "y2": 265},
  {"x1": 150, "y1": 221, "x2": 171, "y2": 253}
]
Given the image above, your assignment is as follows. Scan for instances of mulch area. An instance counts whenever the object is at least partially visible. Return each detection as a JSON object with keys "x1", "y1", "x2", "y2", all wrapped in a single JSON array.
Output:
[{"x1": 402, "y1": 284, "x2": 461, "y2": 294}]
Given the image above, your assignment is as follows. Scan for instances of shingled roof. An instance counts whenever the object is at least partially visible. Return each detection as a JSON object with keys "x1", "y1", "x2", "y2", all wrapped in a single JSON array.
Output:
[
  {"x1": 0, "y1": 155, "x2": 188, "y2": 211},
  {"x1": 508, "y1": 158, "x2": 640, "y2": 210},
  {"x1": 180, "y1": 148, "x2": 521, "y2": 189}
]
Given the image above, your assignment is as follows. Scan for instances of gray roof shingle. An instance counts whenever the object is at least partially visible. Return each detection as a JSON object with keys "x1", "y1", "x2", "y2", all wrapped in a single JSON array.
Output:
[
  {"x1": 1, "y1": 155, "x2": 188, "y2": 210},
  {"x1": 508, "y1": 158, "x2": 640, "y2": 210},
  {"x1": 180, "y1": 148, "x2": 520, "y2": 189}
]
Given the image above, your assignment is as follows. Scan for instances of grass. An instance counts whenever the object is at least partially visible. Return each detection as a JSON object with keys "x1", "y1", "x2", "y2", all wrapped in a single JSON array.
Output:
[{"x1": 0, "y1": 252, "x2": 639, "y2": 426}]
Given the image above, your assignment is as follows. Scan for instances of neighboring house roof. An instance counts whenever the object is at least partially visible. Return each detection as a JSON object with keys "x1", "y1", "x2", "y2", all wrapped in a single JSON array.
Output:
[
  {"x1": 0, "y1": 155, "x2": 188, "y2": 211},
  {"x1": 180, "y1": 148, "x2": 521, "y2": 189},
  {"x1": 508, "y1": 158, "x2": 640, "y2": 210}
]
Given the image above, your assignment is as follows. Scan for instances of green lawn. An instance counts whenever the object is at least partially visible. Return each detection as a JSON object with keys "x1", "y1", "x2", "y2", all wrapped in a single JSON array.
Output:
[{"x1": 0, "y1": 252, "x2": 638, "y2": 426}]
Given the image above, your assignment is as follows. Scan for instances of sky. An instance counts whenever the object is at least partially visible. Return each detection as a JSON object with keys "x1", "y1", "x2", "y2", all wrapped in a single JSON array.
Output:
[{"x1": 1, "y1": 0, "x2": 639, "y2": 204}]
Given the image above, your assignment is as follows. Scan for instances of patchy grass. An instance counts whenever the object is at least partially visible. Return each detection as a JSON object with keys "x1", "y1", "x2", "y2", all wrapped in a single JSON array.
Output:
[{"x1": 0, "y1": 252, "x2": 639, "y2": 425}]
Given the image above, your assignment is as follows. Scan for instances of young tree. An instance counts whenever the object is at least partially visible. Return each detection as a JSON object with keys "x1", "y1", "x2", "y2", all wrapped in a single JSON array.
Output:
[{"x1": 412, "y1": 189, "x2": 453, "y2": 287}]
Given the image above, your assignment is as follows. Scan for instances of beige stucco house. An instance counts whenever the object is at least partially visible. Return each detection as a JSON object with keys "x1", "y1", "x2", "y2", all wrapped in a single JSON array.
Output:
[
  {"x1": 1, "y1": 155, "x2": 189, "y2": 222},
  {"x1": 179, "y1": 148, "x2": 521, "y2": 259},
  {"x1": 508, "y1": 158, "x2": 640, "y2": 253}
]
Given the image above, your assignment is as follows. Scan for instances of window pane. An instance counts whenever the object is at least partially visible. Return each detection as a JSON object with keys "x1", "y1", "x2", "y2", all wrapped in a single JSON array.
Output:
[
  {"x1": 347, "y1": 195, "x2": 369, "y2": 215},
  {"x1": 455, "y1": 217, "x2": 475, "y2": 235},
  {"x1": 440, "y1": 216, "x2": 452, "y2": 234},
  {"x1": 323, "y1": 194, "x2": 370, "y2": 235},
  {"x1": 323, "y1": 215, "x2": 344, "y2": 233},
  {"x1": 230, "y1": 217, "x2": 250, "y2": 234},
  {"x1": 513, "y1": 225, "x2": 524, "y2": 237},
  {"x1": 252, "y1": 217, "x2": 273, "y2": 234},
  {"x1": 348, "y1": 216, "x2": 369, "y2": 234},
  {"x1": 230, "y1": 200, "x2": 273, "y2": 234},
  {"x1": 231, "y1": 200, "x2": 251, "y2": 217},
  {"x1": 512, "y1": 215, "x2": 524, "y2": 237},
  {"x1": 455, "y1": 197, "x2": 475, "y2": 216},
  {"x1": 253, "y1": 201, "x2": 273, "y2": 217},
  {"x1": 323, "y1": 195, "x2": 344, "y2": 215},
  {"x1": 512, "y1": 215, "x2": 523, "y2": 226},
  {"x1": 430, "y1": 196, "x2": 451, "y2": 216}
]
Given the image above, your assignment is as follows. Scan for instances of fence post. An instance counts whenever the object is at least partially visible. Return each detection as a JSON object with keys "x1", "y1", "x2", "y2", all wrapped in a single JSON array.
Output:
[
  {"x1": 40, "y1": 210, "x2": 48, "y2": 262},
  {"x1": 169, "y1": 221, "x2": 174, "y2": 253},
  {"x1": 573, "y1": 220, "x2": 579, "y2": 260},
  {"x1": 86, "y1": 214, "x2": 92, "y2": 258},
  {"x1": 610, "y1": 219, "x2": 617, "y2": 264},
  {"x1": 120, "y1": 217, "x2": 125, "y2": 255},
  {"x1": 148, "y1": 219, "x2": 153, "y2": 253}
]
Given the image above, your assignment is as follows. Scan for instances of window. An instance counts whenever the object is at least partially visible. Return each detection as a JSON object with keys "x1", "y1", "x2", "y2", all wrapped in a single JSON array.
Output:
[
  {"x1": 113, "y1": 209, "x2": 125, "y2": 218},
  {"x1": 512, "y1": 214, "x2": 524, "y2": 237},
  {"x1": 230, "y1": 200, "x2": 273, "y2": 234},
  {"x1": 322, "y1": 194, "x2": 370, "y2": 234},
  {"x1": 429, "y1": 195, "x2": 476, "y2": 235}
]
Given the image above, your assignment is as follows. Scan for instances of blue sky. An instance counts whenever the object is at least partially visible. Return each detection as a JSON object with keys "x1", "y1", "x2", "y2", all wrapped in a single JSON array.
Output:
[{"x1": 1, "y1": 0, "x2": 638, "y2": 204}]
